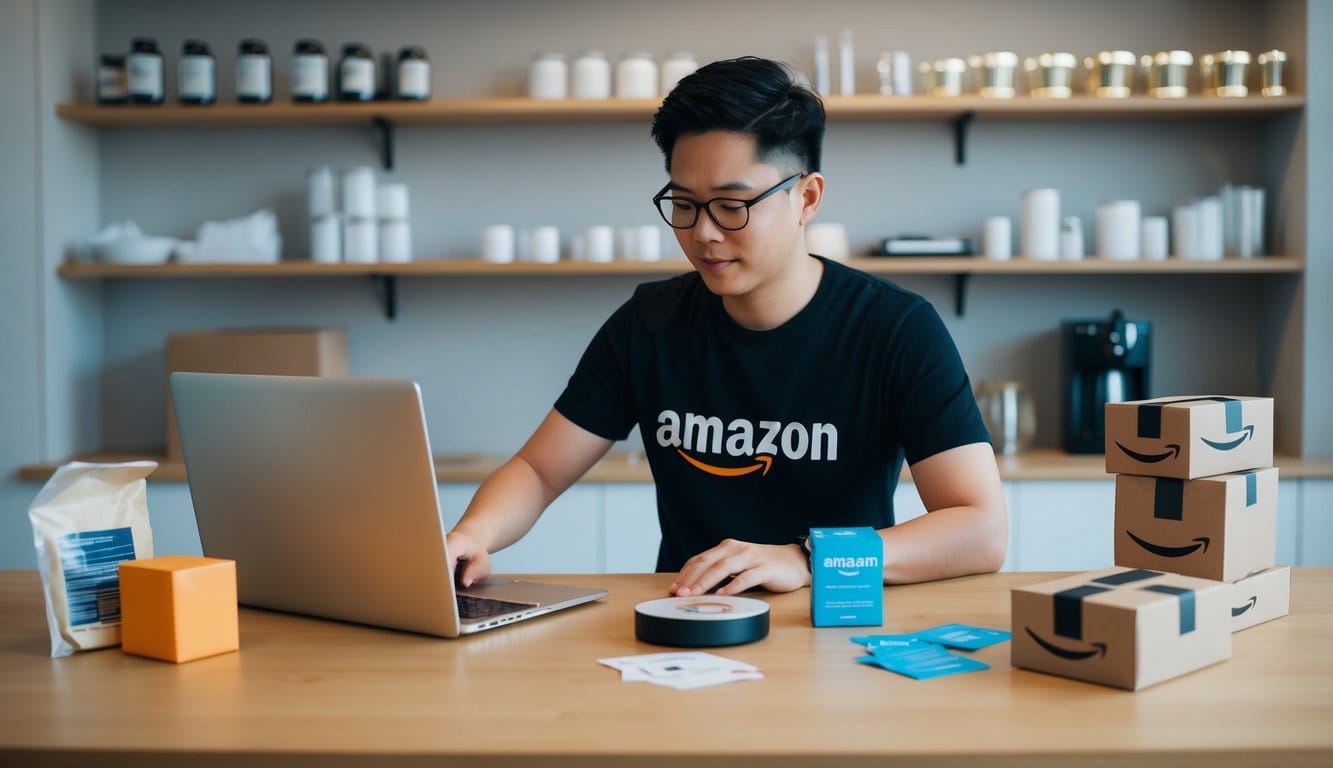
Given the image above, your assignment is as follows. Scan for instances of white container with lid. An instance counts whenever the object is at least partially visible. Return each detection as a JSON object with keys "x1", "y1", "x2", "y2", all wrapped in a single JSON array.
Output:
[
  {"x1": 344, "y1": 217, "x2": 378, "y2": 263},
  {"x1": 341, "y1": 166, "x2": 377, "y2": 219},
  {"x1": 571, "y1": 51, "x2": 611, "y2": 99},
  {"x1": 310, "y1": 215, "x2": 342, "y2": 263},
  {"x1": 307, "y1": 166, "x2": 337, "y2": 219},
  {"x1": 660, "y1": 52, "x2": 697, "y2": 96},
  {"x1": 615, "y1": 52, "x2": 657, "y2": 99},
  {"x1": 379, "y1": 219, "x2": 411, "y2": 263},
  {"x1": 529, "y1": 53, "x2": 568, "y2": 99}
]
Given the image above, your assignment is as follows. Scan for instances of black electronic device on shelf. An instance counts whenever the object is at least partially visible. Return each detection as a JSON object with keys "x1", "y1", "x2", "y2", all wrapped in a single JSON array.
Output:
[{"x1": 1061, "y1": 309, "x2": 1152, "y2": 454}]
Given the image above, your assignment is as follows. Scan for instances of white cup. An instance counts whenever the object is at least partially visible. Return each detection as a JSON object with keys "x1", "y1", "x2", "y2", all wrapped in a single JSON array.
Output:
[
  {"x1": 983, "y1": 216, "x2": 1012, "y2": 260},
  {"x1": 528, "y1": 53, "x2": 568, "y2": 99},
  {"x1": 376, "y1": 183, "x2": 409, "y2": 221},
  {"x1": 310, "y1": 214, "x2": 342, "y2": 263},
  {"x1": 1141, "y1": 216, "x2": 1169, "y2": 261},
  {"x1": 1096, "y1": 200, "x2": 1141, "y2": 260},
  {"x1": 1173, "y1": 205, "x2": 1199, "y2": 259},
  {"x1": 585, "y1": 225, "x2": 615, "y2": 263},
  {"x1": 307, "y1": 166, "x2": 336, "y2": 219},
  {"x1": 1021, "y1": 189, "x2": 1060, "y2": 260},
  {"x1": 343, "y1": 217, "x2": 378, "y2": 263},
  {"x1": 635, "y1": 225, "x2": 662, "y2": 262},
  {"x1": 481, "y1": 225, "x2": 515, "y2": 263},
  {"x1": 530, "y1": 226, "x2": 560, "y2": 263},
  {"x1": 379, "y1": 219, "x2": 411, "y2": 263},
  {"x1": 805, "y1": 222, "x2": 850, "y2": 260},
  {"x1": 619, "y1": 227, "x2": 638, "y2": 261},
  {"x1": 1059, "y1": 216, "x2": 1084, "y2": 260},
  {"x1": 341, "y1": 166, "x2": 377, "y2": 219}
]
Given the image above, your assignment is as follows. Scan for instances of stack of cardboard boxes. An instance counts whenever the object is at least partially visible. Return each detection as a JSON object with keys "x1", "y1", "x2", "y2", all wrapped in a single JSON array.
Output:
[{"x1": 1012, "y1": 396, "x2": 1291, "y2": 690}]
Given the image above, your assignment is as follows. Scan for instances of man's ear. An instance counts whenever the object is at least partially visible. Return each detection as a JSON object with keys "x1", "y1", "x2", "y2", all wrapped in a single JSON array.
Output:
[{"x1": 798, "y1": 173, "x2": 826, "y2": 225}]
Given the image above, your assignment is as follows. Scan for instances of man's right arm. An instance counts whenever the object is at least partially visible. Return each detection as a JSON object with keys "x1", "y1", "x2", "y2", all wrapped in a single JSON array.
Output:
[{"x1": 446, "y1": 408, "x2": 614, "y2": 586}]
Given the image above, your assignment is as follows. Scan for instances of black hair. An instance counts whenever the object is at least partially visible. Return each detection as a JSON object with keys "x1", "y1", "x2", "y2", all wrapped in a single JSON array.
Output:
[{"x1": 650, "y1": 56, "x2": 825, "y2": 175}]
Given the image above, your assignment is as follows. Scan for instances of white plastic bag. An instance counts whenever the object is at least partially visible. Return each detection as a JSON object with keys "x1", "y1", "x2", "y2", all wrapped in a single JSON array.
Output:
[{"x1": 28, "y1": 461, "x2": 156, "y2": 658}]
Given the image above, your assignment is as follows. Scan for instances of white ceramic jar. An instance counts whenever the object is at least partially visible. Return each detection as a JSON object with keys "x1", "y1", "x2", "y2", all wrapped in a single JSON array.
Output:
[
  {"x1": 660, "y1": 52, "x2": 697, "y2": 95},
  {"x1": 571, "y1": 51, "x2": 611, "y2": 99},
  {"x1": 615, "y1": 52, "x2": 657, "y2": 99},
  {"x1": 529, "y1": 53, "x2": 568, "y2": 99}
]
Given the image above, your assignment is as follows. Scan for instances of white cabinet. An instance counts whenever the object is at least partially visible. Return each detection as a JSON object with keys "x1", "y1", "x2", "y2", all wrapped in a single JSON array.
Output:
[
  {"x1": 603, "y1": 485, "x2": 661, "y2": 573},
  {"x1": 1010, "y1": 481, "x2": 1116, "y2": 572},
  {"x1": 1300, "y1": 480, "x2": 1333, "y2": 566}
]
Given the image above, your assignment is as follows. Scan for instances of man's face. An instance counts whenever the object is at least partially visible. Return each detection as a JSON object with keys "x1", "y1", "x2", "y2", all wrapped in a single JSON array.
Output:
[{"x1": 665, "y1": 131, "x2": 807, "y2": 299}]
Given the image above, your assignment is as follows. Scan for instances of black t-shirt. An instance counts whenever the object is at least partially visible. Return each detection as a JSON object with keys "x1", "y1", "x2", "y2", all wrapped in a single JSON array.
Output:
[{"x1": 554, "y1": 256, "x2": 990, "y2": 572}]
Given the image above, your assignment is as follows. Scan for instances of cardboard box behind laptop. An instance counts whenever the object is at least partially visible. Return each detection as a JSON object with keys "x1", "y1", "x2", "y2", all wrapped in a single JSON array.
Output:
[
  {"x1": 1011, "y1": 566, "x2": 1231, "y2": 690},
  {"x1": 1114, "y1": 469, "x2": 1277, "y2": 582},
  {"x1": 165, "y1": 328, "x2": 347, "y2": 462},
  {"x1": 1104, "y1": 396, "x2": 1273, "y2": 479}
]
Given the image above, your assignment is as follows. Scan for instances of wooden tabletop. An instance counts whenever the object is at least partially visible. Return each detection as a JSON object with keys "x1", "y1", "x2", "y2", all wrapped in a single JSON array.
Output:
[{"x1": 2, "y1": 569, "x2": 1330, "y2": 767}]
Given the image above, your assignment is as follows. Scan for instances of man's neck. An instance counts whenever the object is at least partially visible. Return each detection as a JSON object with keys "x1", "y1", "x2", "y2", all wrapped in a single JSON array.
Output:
[{"x1": 722, "y1": 252, "x2": 824, "y2": 331}]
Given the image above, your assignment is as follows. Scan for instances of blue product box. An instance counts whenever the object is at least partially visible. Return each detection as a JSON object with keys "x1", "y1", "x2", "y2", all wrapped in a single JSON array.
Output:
[{"x1": 810, "y1": 527, "x2": 884, "y2": 627}]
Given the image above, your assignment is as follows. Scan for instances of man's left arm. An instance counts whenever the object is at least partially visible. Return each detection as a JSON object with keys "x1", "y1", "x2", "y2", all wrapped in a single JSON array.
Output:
[{"x1": 878, "y1": 442, "x2": 1007, "y2": 583}]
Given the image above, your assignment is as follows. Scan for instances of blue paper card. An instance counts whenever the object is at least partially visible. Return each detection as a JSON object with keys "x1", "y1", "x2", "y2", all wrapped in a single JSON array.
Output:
[
  {"x1": 858, "y1": 643, "x2": 990, "y2": 680},
  {"x1": 913, "y1": 623, "x2": 1012, "y2": 650},
  {"x1": 849, "y1": 634, "x2": 922, "y2": 654}
]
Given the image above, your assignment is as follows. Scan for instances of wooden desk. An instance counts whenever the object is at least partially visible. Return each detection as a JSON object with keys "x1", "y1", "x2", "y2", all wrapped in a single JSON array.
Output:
[{"x1": 2, "y1": 570, "x2": 1330, "y2": 767}]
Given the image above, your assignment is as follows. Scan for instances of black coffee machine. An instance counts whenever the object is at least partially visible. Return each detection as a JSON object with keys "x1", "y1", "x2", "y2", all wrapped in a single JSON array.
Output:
[{"x1": 1062, "y1": 309, "x2": 1151, "y2": 454}]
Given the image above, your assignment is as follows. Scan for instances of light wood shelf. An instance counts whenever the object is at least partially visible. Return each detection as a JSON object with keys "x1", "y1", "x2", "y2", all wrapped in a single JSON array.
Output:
[
  {"x1": 55, "y1": 94, "x2": 1306, "y2": 127},
  {"x1": 57, "y1": 255, "x2": 1306, "y2": 280},
  {"x1": 18, "y1": 449, "x2": 1333, "y2": 485}
]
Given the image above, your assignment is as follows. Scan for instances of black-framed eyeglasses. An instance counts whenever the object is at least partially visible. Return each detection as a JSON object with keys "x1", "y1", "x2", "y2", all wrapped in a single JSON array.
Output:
[{"x1": 652, "y1": 172, "x2": 806, "y2": 232}]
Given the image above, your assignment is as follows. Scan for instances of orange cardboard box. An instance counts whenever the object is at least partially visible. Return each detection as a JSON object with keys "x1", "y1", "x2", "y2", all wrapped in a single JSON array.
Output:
[
  {"x1": 1011, "y1": 567, "x2": 1231, "y2": 690},
  {"x1": 1104, "y1": 396, "x2": 1273, "y2": 479},
  {"x1": 1114, "y1": 469, "x2": 1278, "y2": 582},
  {"x1": 1231, "y1": 565, "x2": 1291, "y2": 633},
  {"x1": 119, "y1": 555, "x2": 239, "y2": 663},
  {"x1": 164, "y1": 328, "x2": 347, "y2": 462}
]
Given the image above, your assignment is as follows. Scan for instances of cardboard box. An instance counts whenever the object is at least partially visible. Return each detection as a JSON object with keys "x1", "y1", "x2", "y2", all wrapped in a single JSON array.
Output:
[
  {"x1": 1104, "y1": 396, "x2": 1273, "y2": 479},
  {"x1": 1011, "y1": 567, "x2": 1231, "y2": 690},
  {"x1": 1231, "y1": 565, "x2": 1291, "y2": 633},
  {"x1": 1114, "y1": 468, "x2": 1277, "y2": 581},
  {"x1": 809, "y1": 527, "x2": 883, "y2": 627},
  {"x1": 119, "y1": 555, "x2": 239, "y2": 663},
  {"x1": 165, "y1": 328, "x2": 347, "y2": 461}
]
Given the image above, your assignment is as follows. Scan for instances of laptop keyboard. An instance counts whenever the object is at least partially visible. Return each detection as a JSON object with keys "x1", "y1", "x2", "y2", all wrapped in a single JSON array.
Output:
[{"x1": 457, "y1": 593, "x2": 537, "y2": 620}]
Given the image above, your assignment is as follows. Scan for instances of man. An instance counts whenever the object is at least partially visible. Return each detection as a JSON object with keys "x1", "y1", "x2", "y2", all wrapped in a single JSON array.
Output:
[{"x1": 447, "y1": 57, "x2": 1006, "y2": 597}]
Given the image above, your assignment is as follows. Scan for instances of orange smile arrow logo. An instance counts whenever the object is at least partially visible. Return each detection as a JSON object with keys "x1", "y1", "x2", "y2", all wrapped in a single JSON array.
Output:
[{"x1": 676, "y1": 449, "x2": 773, "y2": 477}]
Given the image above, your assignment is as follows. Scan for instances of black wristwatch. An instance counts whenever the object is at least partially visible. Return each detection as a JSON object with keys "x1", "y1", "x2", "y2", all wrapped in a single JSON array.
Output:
[{"x1": 794, "y1": 534, "x2": 813, "y2": 561}]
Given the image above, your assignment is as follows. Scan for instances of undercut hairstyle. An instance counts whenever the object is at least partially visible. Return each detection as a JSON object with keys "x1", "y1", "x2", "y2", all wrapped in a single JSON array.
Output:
[{"x1": 650, "y1": 56, "x2": 825, "y2": 175}]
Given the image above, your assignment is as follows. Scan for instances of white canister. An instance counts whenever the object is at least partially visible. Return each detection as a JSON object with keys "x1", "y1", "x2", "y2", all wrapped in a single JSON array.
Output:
[
  {"x1": 1021, "y1": 189, "x2": 1060, "y2": 260},
  {"x1": 571, "y1": 51, "x2": 611, "y2": 99},
  {"x1": 615, "y1": 52, "x2": 658, "y2": 99},
  {"x1": 635, "y1": 225, "x2": 662, "y2": 262},
  {"x1": 618, "y1": 227, "x2": 638, "y2": 261},
  {"x1": 379, "y1": 219, "x2": 411, "y2": 263},
  {"x1": 1096, "y1": 200, "x2": 1142, "y2": 260},
  {"x1": 1195, "y1": 197, "x2": 1224, "y2": 260},
  {"x1": 376, "y1": 183, "x2": 409, "y2": 221},
  {"x1": 1141, "y1": 216, "x2": 1169, "y2": 261},
  {"x1": 660, "y1": 52, "x2": 697, "y2": 96},
  {"x1": 481, "y1": 225, "x2": 516, "y2": 263},
  {"x1": 584, "y1": 225, "x2": 615, "y2": 262},
  {"x1": 530, "y1": 226, "x2": 561, "y2": 263},
  {"x1": 1059, "y1": 216, "x2": 1084, "y2": 260},
  {"x1": 529, "y1": 53, "x2": 568, "y2": 99},
  {"x1": 1173, "y1": 206, "x2": 1199, "y2": 259},
  {"x1": 341, "y1": 167, "x2": 377, "y2": 218},
  {"x1": 310, "y1": 215, "x2": 342, "y2": 263},
  {"x1": 343, "y1": 217, "x2": 378, "y2": 263},
  {"x1": 307, "y1": 166, "x2": 337, "y2": 219},
  {"x1": 983, "y1": 216, "x2": 1012, "y2": 261}
]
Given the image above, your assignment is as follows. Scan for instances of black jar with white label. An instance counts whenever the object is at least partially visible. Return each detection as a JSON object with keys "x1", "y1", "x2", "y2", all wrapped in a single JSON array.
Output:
[
  {"x1": 236, "y1": 39, "x2": 273, "y2": 103},
  {"x1": 126, "y1": 38, "x2": 164, "y2": 104},
  {"x1": 338, "y1": 43, "x2": 376, "y2": 101},
  {"x1": 96, "y1": 54, "x2": 128, "y2": 104},
  {"x1": 178, "y1": 40, "x2": 216, "y2": 105},
  {"x1": 291, "y1": 39, "x2": 329, "y2": 102},
  {"x1": 397, "y1": 46, "x2": 430, "y2": 100}
]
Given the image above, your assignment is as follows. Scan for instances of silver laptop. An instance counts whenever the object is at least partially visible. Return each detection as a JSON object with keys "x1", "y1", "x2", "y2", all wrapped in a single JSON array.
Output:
[{"x1": 170, "y1": 371, "x2": 607, "y2": 637}]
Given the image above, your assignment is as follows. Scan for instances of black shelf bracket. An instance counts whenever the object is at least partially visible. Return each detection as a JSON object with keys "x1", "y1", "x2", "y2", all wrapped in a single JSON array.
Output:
[
  {"x1": 374, "y1": 274, "x2": 398, "y2": 320},
  {"x1": 954, "y1": 273, "x2": 970, "y2": 317},
  {"x1": 954, "y1": 110, "x2": 976, "y2": 166},
  {"x1": 372, "y1": 116, "x2": 396, "y2": 171}
]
